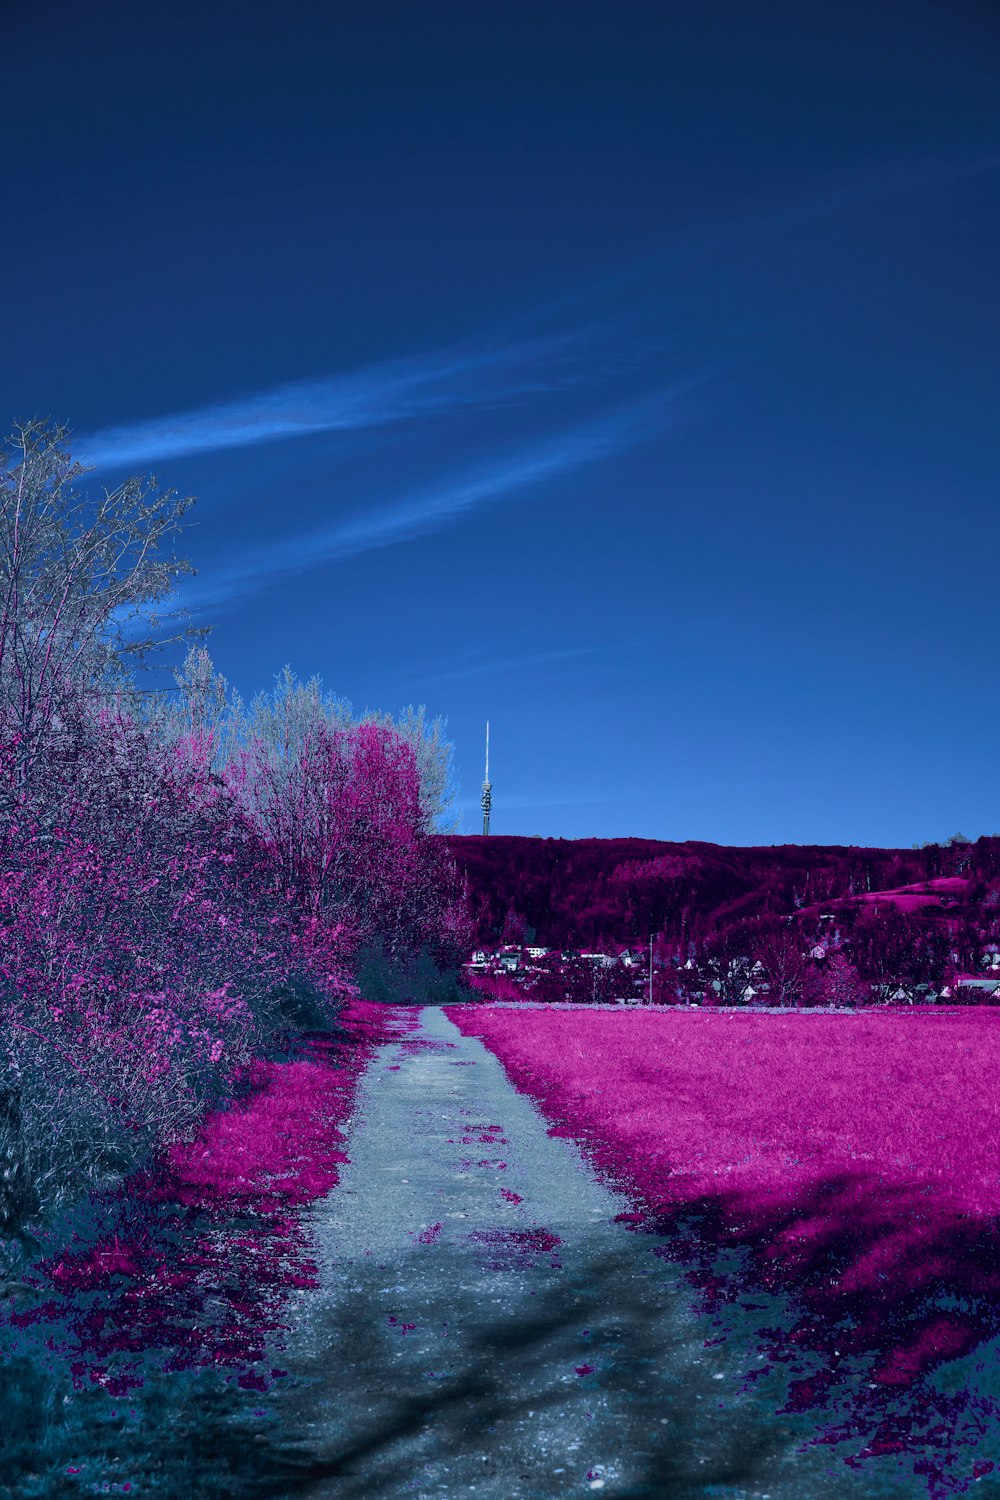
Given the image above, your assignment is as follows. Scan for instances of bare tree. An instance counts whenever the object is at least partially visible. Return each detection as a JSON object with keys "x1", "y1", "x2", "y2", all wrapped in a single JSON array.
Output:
[
  {"x1": 0, "y1": 420, "x2": 198, "y2": 791},
  {"x1": 140, "y1": 643, "x2": 245, "y2": 778},
  {"x1": 755, "y1": 923, "x2": 812, "y2": 1006}
]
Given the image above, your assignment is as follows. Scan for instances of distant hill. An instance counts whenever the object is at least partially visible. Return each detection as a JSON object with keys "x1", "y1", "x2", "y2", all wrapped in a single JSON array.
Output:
[{"x1": 443, "y1": 835, "x2": 1000, "y2": 987}]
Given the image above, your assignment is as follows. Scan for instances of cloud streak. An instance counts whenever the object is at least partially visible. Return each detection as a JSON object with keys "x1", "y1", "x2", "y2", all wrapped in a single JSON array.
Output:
[
  {"x1": 74, "y1": 326, "x2": 631, "y2": 472},
  {"x1": 165, "y1": 382, "x2": 697, "y2": 618},
  {"x1": 75, "y1": 149, "x2": 997, "y2": 478},
  {"x1": 406, "y1": 645, "x2": 600, "y2": 690}
]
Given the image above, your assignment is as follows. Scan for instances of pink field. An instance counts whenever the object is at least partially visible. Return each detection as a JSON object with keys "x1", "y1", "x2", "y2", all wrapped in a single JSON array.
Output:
[
  {"x1": 448, "y1": 1003, "x2": 1000, "y2": 1488},
  {"x1": 450, "y1": 1004, "x2": 1000, "y2": 1225}
]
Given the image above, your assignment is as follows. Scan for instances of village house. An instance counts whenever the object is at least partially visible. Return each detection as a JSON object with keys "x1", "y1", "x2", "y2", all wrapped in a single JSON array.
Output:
[{"x1": 953, "y1": 976, "x2": 1000, "y2": 999}]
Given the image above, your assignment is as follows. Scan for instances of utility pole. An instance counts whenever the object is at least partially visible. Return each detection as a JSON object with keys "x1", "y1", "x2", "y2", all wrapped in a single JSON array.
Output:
[
  {"x1": 481, "y1": 721, "x2": 492, "y2": 836},
  {"x1": 649, "y1": 934, "x2": 654, "y2": 1005}
]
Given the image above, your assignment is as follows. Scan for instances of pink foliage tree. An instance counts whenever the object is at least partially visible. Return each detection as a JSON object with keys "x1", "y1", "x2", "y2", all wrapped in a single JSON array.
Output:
[
  {"x1": 228, "y1": 667, "x2": 469, "y2": 966},
  {"x1": 818, "y1": 951, "x2": 870, "y2": 1009}
]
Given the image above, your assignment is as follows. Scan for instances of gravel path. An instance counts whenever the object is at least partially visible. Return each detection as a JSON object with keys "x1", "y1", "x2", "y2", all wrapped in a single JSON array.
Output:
[{"x1": 268, "y1": 1006, "x2": 913, "y2": 1499}]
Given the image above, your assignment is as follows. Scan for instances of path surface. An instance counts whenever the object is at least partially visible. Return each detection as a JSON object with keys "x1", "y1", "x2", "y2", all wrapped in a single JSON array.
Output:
[{"x1": 268, "y1": 1007, "x2": 913, "y2": 1498}]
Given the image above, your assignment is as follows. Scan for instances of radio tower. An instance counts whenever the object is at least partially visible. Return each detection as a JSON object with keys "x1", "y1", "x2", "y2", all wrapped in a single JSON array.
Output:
[{"x1": 481, "y1": 721, "x2": 492, "y2": 835}]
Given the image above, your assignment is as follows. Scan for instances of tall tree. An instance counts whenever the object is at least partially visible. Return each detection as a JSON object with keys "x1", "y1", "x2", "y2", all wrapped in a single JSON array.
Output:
[
  {"x1": 0, "y1": 421, "x2": 197, "y2": 795},
  {"x1": 754, "y1": 923, "x2": 812, "y2": 1006}
]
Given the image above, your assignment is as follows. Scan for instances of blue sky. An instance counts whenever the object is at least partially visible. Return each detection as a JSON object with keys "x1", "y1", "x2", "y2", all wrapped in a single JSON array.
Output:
[{"x1": 4, "y1": 1, "x2": 1000, "y2": 844}]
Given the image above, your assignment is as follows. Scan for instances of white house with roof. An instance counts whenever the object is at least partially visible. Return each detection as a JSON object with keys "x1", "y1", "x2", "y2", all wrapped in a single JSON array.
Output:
[{"x1": 954, "y1": 976, "x2": 1000, "y2": 998}]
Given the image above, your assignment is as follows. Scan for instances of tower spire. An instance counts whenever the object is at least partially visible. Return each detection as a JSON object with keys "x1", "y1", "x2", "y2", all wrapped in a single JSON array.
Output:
[{"x1": 481, "y1": 720, "x2": 492, "y2": 836}]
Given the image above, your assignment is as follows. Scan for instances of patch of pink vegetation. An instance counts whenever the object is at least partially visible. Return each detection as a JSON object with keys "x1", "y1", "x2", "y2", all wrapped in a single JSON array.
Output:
[
  {"x1": 469, "y1": 1226, "x2": 562, "y2": 1271},
  {"x1": 798, "y1": 876, "x2": 968, "y2": 920},
  {"x1": 448, "y1": 1003, "x2": 1000, "y2": 1483},
  {"x1": 160, "y1": 1057, "x2": 350, "y2": 1211},
  {"x1": 396, "y1": 1028, "x2": 451, "y2": 1056},
  {"x1": 414, "y1": 1222, "x2": 443, "y2": 1245},
  {"x1": 22, "y1": 1001, "x2": 406, "y2": 1393},
  {"x1": 871, "y1": 1319, "x2": 975, "y2": 1388},
  {"x1": 461, "y1": 1125, "x2": 508, "y2": 1145},
  {"x1": 466, "y1": 971, "x2": 524, "y2": 1003}
]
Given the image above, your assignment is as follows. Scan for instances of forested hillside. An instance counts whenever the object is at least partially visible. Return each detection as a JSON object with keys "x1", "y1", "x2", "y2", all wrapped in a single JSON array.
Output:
[{"x1": 445, "y1": 834, "x2": 1000, "y2": 994}]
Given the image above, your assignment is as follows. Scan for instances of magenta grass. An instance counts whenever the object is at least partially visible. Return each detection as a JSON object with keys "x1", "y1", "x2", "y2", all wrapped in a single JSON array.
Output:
[
  {"x1": 451, "y1": 1004, "x2": 1000, "y2": 1224},
  {"x1": 449, "y1": 1003, "x2": 1000, "y2": 1490},
  {"x1": 12, "y1": 1000, "x2": 403, "y2": 1396}
]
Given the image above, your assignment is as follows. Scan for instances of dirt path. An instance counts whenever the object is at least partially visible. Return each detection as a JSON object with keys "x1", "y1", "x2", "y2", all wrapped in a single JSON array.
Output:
[{"x1": 267, "y1": 1006, "x2": 912, "y2": 1499}]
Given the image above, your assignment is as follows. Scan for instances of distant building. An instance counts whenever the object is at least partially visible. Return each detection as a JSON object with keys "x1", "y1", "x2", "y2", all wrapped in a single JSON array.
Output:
[{"x1": 955, "y1": 976, "x2": 1000, "y2": 997}]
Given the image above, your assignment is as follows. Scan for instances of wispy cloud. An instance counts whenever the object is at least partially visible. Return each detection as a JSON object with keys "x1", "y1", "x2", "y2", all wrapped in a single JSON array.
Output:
[
  {"x1": 164, "y1": 382, "x2": 698, "y2": 618},
  {"x1": 406, "y1": 645, "x2": 600, "y2": 691},
  {"x1": 77, "y1": 149, "x2": 998, "y2": 479},
  {"x1": 74, "y1": 326, "x2": 633, "y2": 472}
]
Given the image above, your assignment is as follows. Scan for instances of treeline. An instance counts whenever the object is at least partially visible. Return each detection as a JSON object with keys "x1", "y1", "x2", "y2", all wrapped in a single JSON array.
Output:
[
  {"x1": 447, "y1": 834, "x2": 1000, "y2": 998},
  {"x1": 0, "y1": 423, "x2": 468, "y2": 1261}
]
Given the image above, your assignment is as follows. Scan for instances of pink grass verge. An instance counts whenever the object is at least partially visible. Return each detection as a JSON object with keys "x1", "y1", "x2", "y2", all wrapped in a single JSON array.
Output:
[
  {"x1": 11, "y1": 1000, "x2": 408, "y2": 1396},
  {"x1": 447, "y1": 1003, "x2": 1000, "y2": 1493}
]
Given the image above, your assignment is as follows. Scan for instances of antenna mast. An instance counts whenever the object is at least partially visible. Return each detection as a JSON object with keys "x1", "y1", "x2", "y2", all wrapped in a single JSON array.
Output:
[{"x1": 481, "y1": 721, "x2": 492, "y2": 836}]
